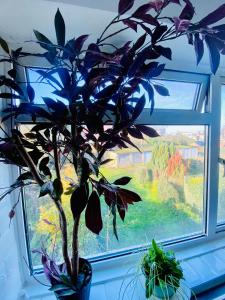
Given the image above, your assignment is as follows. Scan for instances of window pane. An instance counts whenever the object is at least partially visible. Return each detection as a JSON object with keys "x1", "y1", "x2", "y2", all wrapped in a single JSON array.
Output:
[
  {"x1": 27, "y1": 68, "x2": 200, "y2": 111},
  {"x1": 26, "y1": 68, "x2": 66, "y2": 104},
  {"x1": 218, "y1": 85, "x2": 225, "y2": 224},
  {"x1": 22, "y1": 125, "x2": 205, "y2": 268},
  {"x1": 144, "y1": 80, "x2": 200, "y2": 110}
]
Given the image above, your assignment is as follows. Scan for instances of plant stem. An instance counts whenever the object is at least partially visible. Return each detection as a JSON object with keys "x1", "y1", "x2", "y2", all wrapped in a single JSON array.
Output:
[
  {"x1": 97, "y1": 15, "x2": 120, "y2": 44},
  {"x1": 52, "y1": 127, "x2": 72, "y2": 277},
  {"x1": 98, "y1": 26, "x2": 129, "y2": 44},
  {"x1": 54, "y1": 199, "x2": 72, "y2": 278},
  {"x1": 52, "y1": 127, "x2": 61, "y2": 181},
  {"x1": 13, "y1": 132, "x2": 72, "y2": 278},
  {"x1": 71, "y1": 215, "x2": 80, "y2": 282}
]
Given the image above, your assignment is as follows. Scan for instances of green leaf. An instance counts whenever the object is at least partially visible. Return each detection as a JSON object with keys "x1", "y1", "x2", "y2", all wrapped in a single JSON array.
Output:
[
  {"x1": 59, "y1": 274, "x2": 73, "y2": 287},
  {"x1": 55, "y1": 9, "x2": 65, "y2": 46},
  {"x1": 0, "y1": 37, "x2": 9, "y2": 53},
  {"x1": 49, "y1": 284, "x2": 68, "y2": 292},
  {"x1": 57, "y1": 289, "x2": 76, "y2": 296}
]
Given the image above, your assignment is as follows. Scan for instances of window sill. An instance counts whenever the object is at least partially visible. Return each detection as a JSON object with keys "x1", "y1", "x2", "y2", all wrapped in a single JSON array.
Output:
[{"x1": 20, "y1": 233, "x2": 225, "y2": 299}]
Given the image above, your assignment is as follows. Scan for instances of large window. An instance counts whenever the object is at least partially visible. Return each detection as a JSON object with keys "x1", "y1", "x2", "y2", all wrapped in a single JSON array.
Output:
[
  {"x1": 16, "y1": 69, "x2": 216, "y2": 271},
  {"x1": 23, "y1": 124, "x2": 206, "y2": 267}
]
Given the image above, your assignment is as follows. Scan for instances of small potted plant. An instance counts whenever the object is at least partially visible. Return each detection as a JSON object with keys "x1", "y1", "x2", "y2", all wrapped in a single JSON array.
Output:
[{"x1": 142, "y1": 239, "x2": 183, "y2": 299}]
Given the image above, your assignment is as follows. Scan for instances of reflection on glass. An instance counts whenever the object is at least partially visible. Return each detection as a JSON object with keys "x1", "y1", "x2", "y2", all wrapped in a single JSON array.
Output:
[{"x1": 23, "y1": 125, "x2": 205, "y2": 267}]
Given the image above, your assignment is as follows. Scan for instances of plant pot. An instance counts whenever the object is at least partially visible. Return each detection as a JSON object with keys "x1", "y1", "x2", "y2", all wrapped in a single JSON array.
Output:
[
  {"x1": 55, "y1": 258, "x2": 92, "y2": 300},
  {"x1": 152, "y1": 284, "x2": 176, "y2": 299}
]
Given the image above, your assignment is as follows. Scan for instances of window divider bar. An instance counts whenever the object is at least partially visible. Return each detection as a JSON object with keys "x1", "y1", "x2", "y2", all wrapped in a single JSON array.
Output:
[{"x1": 207, "y1": 75, "x2": 221, "y2": 237}]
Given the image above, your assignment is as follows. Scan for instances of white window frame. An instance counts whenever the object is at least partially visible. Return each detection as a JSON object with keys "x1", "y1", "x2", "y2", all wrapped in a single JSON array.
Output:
[{"x1": 6, "y1": 60, "x2": 225, "y2": 289}]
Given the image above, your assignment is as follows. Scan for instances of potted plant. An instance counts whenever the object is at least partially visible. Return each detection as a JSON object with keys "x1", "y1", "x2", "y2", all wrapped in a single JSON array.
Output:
[
  {"x1": 142, "y1": 239, "x2": 184, "y2": 299},
  {"x1": 0, "y1": 0, "x2": 225, "y2": 299}
]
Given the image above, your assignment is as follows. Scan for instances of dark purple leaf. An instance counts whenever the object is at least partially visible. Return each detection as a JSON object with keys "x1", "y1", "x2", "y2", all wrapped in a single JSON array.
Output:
[
  {"x1": 55, "y1": 9, "x2": 65, "y2": 46},
  {"x1": 170, "y1": 0, "x2": 180, "y2": 4},
  {"x1": 136, "y1": 125, "x2": 159, "y2": 137},
  {"x1": 132, "y1": 3, "x2": 153, "y2": 17},
  {"x1": 127, "y1": 127, "x2": 143, "y2": 139},
  {"x1": 53, "y1": 178, "x2": 63, "y2": 199},
  {"x1": 0, "y1": 93, "x2": 22, "y2": 99},
  {"x1": 123, "y1": 19, "x2": 137, "y2": 32},
  {"x1": 152, "y1": 25, "x2": 168, "y2": 44},
  {"x1": 74, "y1": 35, "x2": 89, "y2": 52},
  {"x1": 205, "y1": 36, "x2": 220, "y2": 74},
  {"x1": 70, "y1": 184, "x2": 89, "y2": 219},
  {"x1": 199, "y1": 4, "x2": 225, "y2": 27},
  {"x1": 31, "y1": 123, "x2": 53, "y2": 132},
  {"x1": 173, "y1": 17, "x2": 190, "y2": 32},
  {"x1": 143, "y1": 62, "x2": 165, "y2": 78},
  {"x1": 132, "y1": 95, "x2": 145, "y2": 120},
  {"x1": 179, "y1": 1, "x2": 195, "y2": 20},
  {"x1": 153, "y1": 84, "x2": 170, "y2": 96},
  {"x1": 111, "y1": 204, "x2": 118, "y2": 240},
  {"x1": 84, "y1": 43, "x2": 101, "y2": 68},
  {"x1": 28, "y1": 149, "x2": 44, "y2": 166},
  {"x1": 8, "y1": 69, "x2": 17, "y2": 79},
  {"x1": 118, "y1": 188, "x2": 142, "y2": 204},
  {"x1": 27, "y1": 84, "x2": 35, "y2": 103},
  {"x1": 117, "y1": 195, "x2": 126, "y2": 221},
  {"x1": 85, "y1": 191, "x2": 103, "y2": 234},
  {"x1": 0, "y1": 37, "x2": 9, "y2": 53},
  {"x1": 17, "y1": 172, "x2": 34, "y2": 182},
  {"x1": 140, "y1": 23, "x2": 152, "y2": 35},
  {"x1": 56, "y1": 68, "x2": 71, "y2": 88},
  {"x1": 187, "y1": 33, "x2": 193, "y2": 45},
  {"x1": 154, "y1": 45, "x2": 172, "y2": 60},
  {"x1": 118, "y1": 0, "x2": 134, "y2": 15},
  {"x1": 104, "y1": 189, "x2": 116, "y2": 207},
  {"x1": 33, "y1": 30, "x2": 53, "y2": 51},
  {"x1": 132, "y1": 34, "x2": 147, "y2": 52},
  {"x1": 3, "y1": 78, "x2": 24, "y2": 96},
  {"x1": 8, "y1": 209, "x2": 15, "y2": 220},
  {"x1": 194, "y1": 33, "x2": 204, "y2": 65},
  {"x1": 135, "y1": 14, "x2": 159, "y2": 26},
  {"x1": 114, "y1": 177, "x2": 132, "y2": 185}
]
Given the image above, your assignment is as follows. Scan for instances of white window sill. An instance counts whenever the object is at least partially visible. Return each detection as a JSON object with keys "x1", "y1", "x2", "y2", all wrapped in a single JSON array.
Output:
[{"x1": 20, "y1": 234, "x2": 225, "y2": 300}]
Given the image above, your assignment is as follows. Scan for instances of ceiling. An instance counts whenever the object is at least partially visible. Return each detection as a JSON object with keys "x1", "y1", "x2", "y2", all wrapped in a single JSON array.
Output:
[{"x1": 43, "y1": 0, "x2": 225, "y2": 15}]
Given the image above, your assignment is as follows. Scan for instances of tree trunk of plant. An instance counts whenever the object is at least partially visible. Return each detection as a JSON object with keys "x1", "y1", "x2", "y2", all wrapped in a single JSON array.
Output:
[
  {"x1": 13, "y1": 132, "x2": 72, "y2": 278},
  {"x1": 72, "y1": 215, "x2": 80, "y2": 283},
  {"x1": 54, "y1": 200, "x2": 72, "y2": 278}
]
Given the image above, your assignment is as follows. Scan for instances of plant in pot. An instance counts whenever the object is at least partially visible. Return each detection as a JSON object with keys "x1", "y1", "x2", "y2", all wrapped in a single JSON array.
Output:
[
  {"x1": 142, "y1": 239, "x2": 184, "y2": 299},
  {"x1": 0, "y1": 0, "x2": 225, "y2": 299}
]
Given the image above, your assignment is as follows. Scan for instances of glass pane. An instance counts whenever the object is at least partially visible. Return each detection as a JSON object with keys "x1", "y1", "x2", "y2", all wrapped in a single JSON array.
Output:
[
  {"x1": 22, "y1": 125, "x2": 205, "y2": 268},
  {"x1": 27, "y1": 68, "x2": 200, "y2": 111},
  {"x1": 144, "y1": 80, "x2": 200, "y2": 110},
  {"x1": 26, "y1": 68, "x2": 66, "y2": 104},
  {"x1": 218, "y1": 85, "x2": 225, "y2": 223}
]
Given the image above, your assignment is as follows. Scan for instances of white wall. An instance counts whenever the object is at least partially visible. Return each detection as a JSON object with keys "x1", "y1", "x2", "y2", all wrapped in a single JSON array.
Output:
[
  {"x1": 0, "y1": 62, "x2": 23, "y2": 300},
  {"x1": 0, "y1": 0, "x2": 224, "y2": 72}
]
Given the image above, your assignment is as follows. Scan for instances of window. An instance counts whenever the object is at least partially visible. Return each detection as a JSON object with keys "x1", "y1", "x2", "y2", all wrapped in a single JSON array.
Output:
[
  {"x1": 16, "y1": 68, "x2": 216, "y2": 272},
  {"x1": 23, "y1": 124, "x2": 206, "y2": 268}
]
